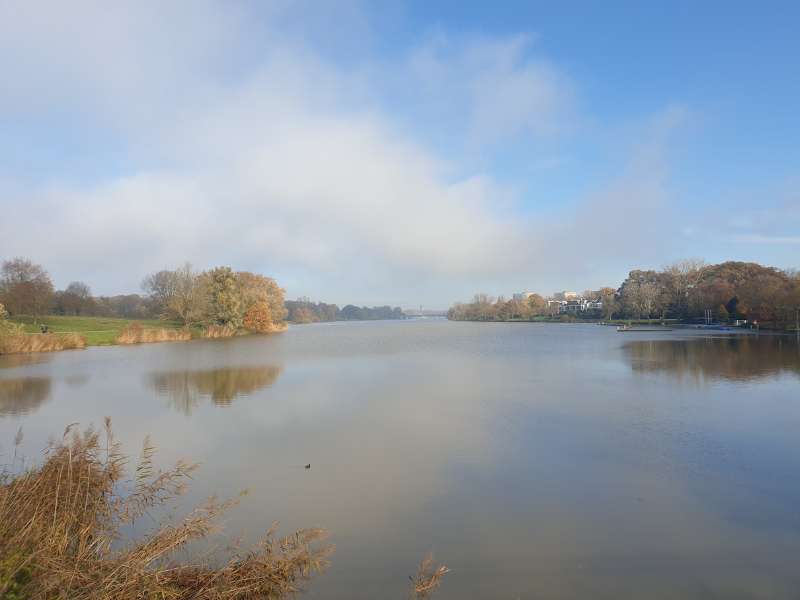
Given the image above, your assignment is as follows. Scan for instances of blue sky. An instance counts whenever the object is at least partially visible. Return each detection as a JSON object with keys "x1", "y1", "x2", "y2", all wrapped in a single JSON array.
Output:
[{"x1": 1, "y1": 1, "x2": 798, "y2": 307}]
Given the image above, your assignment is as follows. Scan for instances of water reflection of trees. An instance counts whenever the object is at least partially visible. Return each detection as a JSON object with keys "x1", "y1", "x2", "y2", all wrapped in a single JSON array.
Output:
[
  {"x1": 623, "y1": 336, "x2": 800, "y2": 382},
  {"x1": 0, "y1": 377, "x2": 52, "y2": 416},
  {"x1": 148, "y1": 366, "x2": 282, "y2": 414}
]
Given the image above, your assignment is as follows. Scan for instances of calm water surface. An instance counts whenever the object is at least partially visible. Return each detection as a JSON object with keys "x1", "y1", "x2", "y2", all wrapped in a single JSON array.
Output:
[{"x1": 2, "y1": 321, "x2": 800, "y2": 599}]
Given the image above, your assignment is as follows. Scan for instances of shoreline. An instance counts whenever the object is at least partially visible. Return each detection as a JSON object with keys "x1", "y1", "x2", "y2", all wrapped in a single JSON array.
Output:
[{"x1": 1, "y1": 317, "x2": 289, "y2": 357}]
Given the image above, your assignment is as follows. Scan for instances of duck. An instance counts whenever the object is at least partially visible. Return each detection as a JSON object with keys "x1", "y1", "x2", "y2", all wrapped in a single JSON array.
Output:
[{"x1": 305, "y1": 464, "x2": 311, "y2": 469}]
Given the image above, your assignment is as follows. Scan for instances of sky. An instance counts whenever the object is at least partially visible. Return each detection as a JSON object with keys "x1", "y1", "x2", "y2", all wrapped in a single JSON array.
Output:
[{"x1": 1, "y1": 1, "x2": 798, "y2": 308}]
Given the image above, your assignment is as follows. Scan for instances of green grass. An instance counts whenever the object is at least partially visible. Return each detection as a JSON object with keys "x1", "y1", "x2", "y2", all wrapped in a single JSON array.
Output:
[{"x1": 11, "y1": 315, "x2": 186, "y2": 346}]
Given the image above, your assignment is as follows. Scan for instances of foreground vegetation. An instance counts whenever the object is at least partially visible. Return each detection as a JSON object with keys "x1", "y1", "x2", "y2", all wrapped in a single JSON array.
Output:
[
  {"x1": 450, "y1": 260, "x2": 800, "y2": 330},
  {"x1": 0, "y1": 421, "x2": 447, "y2": 599}
]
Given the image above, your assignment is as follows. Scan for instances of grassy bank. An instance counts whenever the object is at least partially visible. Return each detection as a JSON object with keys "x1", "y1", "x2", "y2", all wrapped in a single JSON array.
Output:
[
  {"x1": 11, "y1": 315, "x2": 186, "y2": 346},
  {"x1": 3, "y1": 316, "x2": 289, "y2": 354}
]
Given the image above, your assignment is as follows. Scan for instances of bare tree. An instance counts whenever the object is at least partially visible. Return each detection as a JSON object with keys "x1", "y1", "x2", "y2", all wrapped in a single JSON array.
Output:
[
  {"x1": 664, "y1": 259, "x2": 706, "y2": 316},
  {"x1": 142, "y1": 270, "x2": 178, "y2": 315},
  {"x1": 59, "y1": 281, "x2": 93, "y2": 315},
  {"x1": 0, "y1": 258, "x2": 54, "y2": 323}
]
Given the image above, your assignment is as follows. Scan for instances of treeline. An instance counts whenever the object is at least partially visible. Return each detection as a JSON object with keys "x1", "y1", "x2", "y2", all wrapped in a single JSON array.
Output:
[
  {"x1": 0, "y1": 257, "x2": 405, "y2": 330},
  {"x1": 286, "y1": 299, "x2": 405, "y2": 323},
  {"x1": 449, "y1": 260, "x2": 800, "y2": 329},
  {"x1": 448, "y1": 292, "x2": 555, "y2": 322},
  {"x1": 0, "y1": 258, "x2": 287, "y2": 333}
]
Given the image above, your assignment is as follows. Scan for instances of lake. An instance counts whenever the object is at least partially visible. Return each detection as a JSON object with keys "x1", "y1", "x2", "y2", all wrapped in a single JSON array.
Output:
[{"x1": 2, "y1": 320, "x2": 800, "y2": 599}]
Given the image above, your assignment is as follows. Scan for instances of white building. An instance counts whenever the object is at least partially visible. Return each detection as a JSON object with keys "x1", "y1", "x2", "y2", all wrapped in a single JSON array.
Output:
[
  {"x1": 512, "y1": 291, "x2": 535, "y2": 302},
  {"x1": 553, "y1": 291, "x2": 579, "y2": 301}
]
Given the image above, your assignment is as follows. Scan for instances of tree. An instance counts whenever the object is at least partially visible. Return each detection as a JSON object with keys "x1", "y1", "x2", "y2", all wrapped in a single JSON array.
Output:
[
  {"x1": 206, "y1": 267, "x2": 242, "y2": 327},
  {"x1": 526, "y1": 294, "x2": 548, "y2": 317},
  {"x1": 0, "y1": 258, "x2": 54, "y2": 322},
  {"x1": 56, "y1": 281, "x2": 94, "y2": 315},
  {"x1": 663, "y1": 259, "x2": 706, "y2": 318},
  {"x1": 142, "y1": 270, "x2": 178, "y2": 315},
  {"x1": 292, "y1": 306, "x2": 317, "y2": 323},
  {"x1": 717, "y1": 304, "x2": 729, "y2": 323},
  {"x1": 236, "y1": 272, "x2": 288, "y2": 324},
  {"x1": 619, "y1": 270, "x2": 665, "y2": 318},
  {"x1": 599, "y1": 287, "x2": 617, "y2": 321},
  {"x1": 243, "y1": 302, "x2": 274, "y2": 332},
  {"x1": 169, "y1": 264, "x2": 208, "y2": 325},
  {"x1": 143, "y1": 264, "x2": 207, "y2": 324}
]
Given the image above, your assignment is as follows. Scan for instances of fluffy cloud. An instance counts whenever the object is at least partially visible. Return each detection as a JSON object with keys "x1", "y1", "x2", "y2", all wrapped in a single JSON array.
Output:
[{"x1": 0, "y1": 1, "x2": 684, "y2": 305}]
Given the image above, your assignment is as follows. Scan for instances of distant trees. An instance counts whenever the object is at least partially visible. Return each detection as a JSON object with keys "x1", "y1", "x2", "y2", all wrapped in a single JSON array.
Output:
[
  {"x1": 285, "y1": 299, "x2": 404, "y2": 322},
  {"x1": 53, "y1": 281, "x2": 94, "y2": 316},
  {"x1": 449, "y1": 260, "x2": 800, "y2": 329},
  {"x1": 0, "y1": 258, "x2": 54, "y2": 322}
]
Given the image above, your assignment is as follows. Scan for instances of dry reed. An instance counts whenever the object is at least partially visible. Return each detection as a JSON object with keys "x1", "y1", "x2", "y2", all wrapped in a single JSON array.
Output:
[
  {"x1": 115, "y1": 323, "x2": 192, "y2": 345},
  {"x1": 0, "y1": 422, "x2": 447, "y2": 599},
  {"x1": 202, "y1": 325, "x2": 240, "y2": 339},
  {"x1": 0, "y1": 420, "x2": 332, "y2": 599},
  {"x1": 410, "y1": 554, "x2": 450, "y2": 599},
  {"x1": 203, "y1": 323, "x2": 287, "y2": 339},
  {"x1": 0, "y1": 329, "x2": 86, "y2": 355}
]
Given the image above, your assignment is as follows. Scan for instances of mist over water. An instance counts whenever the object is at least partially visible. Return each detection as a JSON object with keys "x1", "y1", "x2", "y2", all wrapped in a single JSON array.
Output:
[{"x1": 2, "y1": 321, "x2": 800, "y2": 599}]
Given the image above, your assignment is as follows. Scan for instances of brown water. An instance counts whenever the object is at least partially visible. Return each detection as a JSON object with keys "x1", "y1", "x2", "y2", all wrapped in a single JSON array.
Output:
[{"x1": 2, "y1": 321, "x2": 800, "y2": 598}]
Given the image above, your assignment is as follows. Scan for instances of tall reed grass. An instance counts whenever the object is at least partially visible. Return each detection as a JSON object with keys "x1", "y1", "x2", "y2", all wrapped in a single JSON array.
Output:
[
  {"x1": 202, "y1": 325, "x2": 240, "y2": 339},
  {"x1": 0, "y1": 327, "x2": 86, "y2": 355},
  {"x1": 0, "y1": 422, "x2": 447, "y2": 599},
  {"x1": 203, "y1": 323, "x2": 287, "y2": 339},
  {"x1": 115, "y1": 323, "x2": 191, "y2": 345}
]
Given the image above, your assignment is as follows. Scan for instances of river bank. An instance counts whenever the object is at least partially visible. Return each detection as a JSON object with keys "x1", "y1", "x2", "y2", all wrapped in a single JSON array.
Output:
[{"x1": 1, "y1": 315, "x2": 287, "y2": 355}]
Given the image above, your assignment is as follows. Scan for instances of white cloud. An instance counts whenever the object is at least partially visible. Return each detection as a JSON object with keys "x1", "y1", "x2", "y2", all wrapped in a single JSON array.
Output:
[
  {"x1": 0, "y1": 1, "x2": 688, "y2": 305},
  {"x1": 402, "y1": 33, "x2": 575, "y2": 147}
]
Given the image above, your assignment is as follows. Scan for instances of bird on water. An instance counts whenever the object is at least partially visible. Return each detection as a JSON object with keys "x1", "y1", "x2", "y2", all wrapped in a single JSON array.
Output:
[{"x1": 305, "y1": 464, "x2": 311, "y2": 469}]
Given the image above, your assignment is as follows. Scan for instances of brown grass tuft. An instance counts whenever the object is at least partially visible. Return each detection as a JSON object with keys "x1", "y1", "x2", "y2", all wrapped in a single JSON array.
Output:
[
  {"x1": 0, "y1": 325, "x2": 86, "y2": 355},
  {"x1": 0, "y1": 421, "x2": 332, "y2": 599},
  {"x1": 202, "y1": 325, "x2": 240, "y2": 339},
  {"x1": 115, "y1": 322, "x2": 192, "y2": 345},
  {"x1": 410, "y1": 553, "x2": 449, "y2": 599}
]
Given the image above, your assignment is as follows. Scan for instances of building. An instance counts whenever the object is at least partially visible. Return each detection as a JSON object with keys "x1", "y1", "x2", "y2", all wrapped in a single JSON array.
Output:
[
  {"x1": 553, "y1": 291, "x2": 579, "y2": 301},
  {"x1": 512, "y1": 291, "x2": 535, "y2": 302},
  {"x1": 561, "y1": 300, "x2": 584, "y2": 313},
  {"x1": 549, "y1": 297, "x2": 604, "y2": 314}
]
